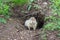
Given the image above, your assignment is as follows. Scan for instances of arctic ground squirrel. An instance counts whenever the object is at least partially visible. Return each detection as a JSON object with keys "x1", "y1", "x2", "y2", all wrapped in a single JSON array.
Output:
[{"x1": 25, "y1": 17, "x2": 37, "y2": 30}]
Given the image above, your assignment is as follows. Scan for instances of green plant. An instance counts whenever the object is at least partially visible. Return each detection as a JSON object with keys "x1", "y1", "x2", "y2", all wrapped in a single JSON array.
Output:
[
  {"x1": 0, "y1": 18, "x2": 6, "y2": 23},
  {"x1": 56, "y1": 33, "x2": 60, "y2": 37},
  {"x1": 27, "y1": 0, "x2": 40, "y2": 11},
  {"x1": 43, "y1": 0, "x2": 60, "y2": 31},
  {"x1": 50, "y1": 0, "x2": 60, "y2": 16},
  {"x1": 12, "y1": 0, "x2": 28, "y2": 6},
  {"x1": 44, "y1": 16, "x2": 60, "y2": 31},
  {"x1": 33, "y1": 4, "x2": 41, "y2": 9},
  {"x1": 0, "y1": 1, "x2": 10, "y2": 17},
  {"x1": 27, "y1": 0, "x2": 34, "y2": 11},
  {"x1": 0, "y1": 1, "x2": 10, "y2": 23}
]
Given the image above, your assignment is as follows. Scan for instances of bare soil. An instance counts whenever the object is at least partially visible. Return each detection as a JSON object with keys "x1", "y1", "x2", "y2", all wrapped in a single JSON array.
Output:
[
  {"x1": 0, "y1": 0, "x2": 60, "y2": 40},
  {"x1": 0, "y1": 18, "x2": 60, "y2": 40}
]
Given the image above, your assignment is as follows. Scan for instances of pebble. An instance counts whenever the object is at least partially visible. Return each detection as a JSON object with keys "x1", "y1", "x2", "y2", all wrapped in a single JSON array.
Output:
[
  {"x1": 14, "y1": 39, "x2": 17, "y2": 40},
  {"x1": 43, "y1": 2, "x2": 47, "y2": 5}
]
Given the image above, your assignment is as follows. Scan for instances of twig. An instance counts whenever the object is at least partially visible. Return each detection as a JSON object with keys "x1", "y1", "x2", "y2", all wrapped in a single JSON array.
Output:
[{"x1": 20, "y1": 11, "x2": 40, "y2": 19}]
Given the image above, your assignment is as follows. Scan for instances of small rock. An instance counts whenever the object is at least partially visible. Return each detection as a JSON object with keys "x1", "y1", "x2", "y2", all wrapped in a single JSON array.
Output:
[
  {"x1": 14, "y1": 39, "x2": 17, "y2": 40},
  {"x1": 21, "y1": 37, "x2": 23, "y2": 39},
  {"x1": 43, "y1": 2, "x2": 47, "y2": 5},
  {"x1": 9, "y1": 18, "x2": 12, "y2": 21}
]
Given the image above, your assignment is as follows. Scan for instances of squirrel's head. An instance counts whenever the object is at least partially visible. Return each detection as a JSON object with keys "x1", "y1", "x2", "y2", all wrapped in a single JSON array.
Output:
[{"x1": 29, "y1": 17, "x2": 36, "y2": 21}]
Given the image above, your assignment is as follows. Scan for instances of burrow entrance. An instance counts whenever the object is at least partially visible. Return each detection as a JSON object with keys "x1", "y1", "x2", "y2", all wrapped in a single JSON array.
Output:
[
  {"x1": 11, "y1": 5, "x2": 45, "y2": 30},
  {"x1": 21, "y1": 12, "x2": 45, "y2": 30}
]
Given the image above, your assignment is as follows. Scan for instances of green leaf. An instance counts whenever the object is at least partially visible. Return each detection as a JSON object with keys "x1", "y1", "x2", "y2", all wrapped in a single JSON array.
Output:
[
  {"x1": 27, "y1": 5, "x2": 32, "y2": 11},
  {"x1": 0, "y1": 18, "x2": 6, "y2": 23},
  {"x1": 30, "y1": 0, "x2": 34, "y2": 3}
]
